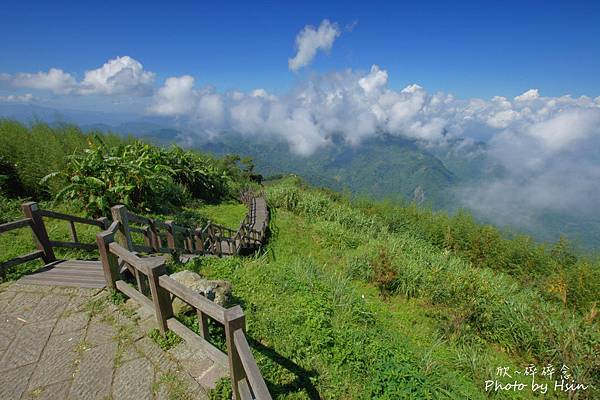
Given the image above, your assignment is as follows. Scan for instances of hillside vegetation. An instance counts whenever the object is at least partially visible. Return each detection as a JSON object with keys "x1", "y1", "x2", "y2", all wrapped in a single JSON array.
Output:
[{"x1": 1, "y1": 120, "x2": 598, "y2": 398}]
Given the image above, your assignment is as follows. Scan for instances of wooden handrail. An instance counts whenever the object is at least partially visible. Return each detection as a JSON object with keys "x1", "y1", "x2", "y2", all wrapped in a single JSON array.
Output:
[
  {"x1": 158, "y1": 275, "x2": 226, "y2": 323},
  {"x1": 39, "y1": 209, "x2": 106, "y2": 227},
  {"x1": 0, "y1": 218, "x2": 32, "y2": 234},
  {"x1": 0, "y1": 250, "x2": 44, "y2": 276},
  {"x1": 234, "y1": 329, "x2": 272, "y2": 399},
  {"x1": 95, "y1": 193, "x2": 271, "y2": 399}
]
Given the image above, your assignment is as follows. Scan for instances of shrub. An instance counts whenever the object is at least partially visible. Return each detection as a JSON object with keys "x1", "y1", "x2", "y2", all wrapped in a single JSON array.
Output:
[{"x1": 370, "y1": 247, "x2": 398, "y2": 298}]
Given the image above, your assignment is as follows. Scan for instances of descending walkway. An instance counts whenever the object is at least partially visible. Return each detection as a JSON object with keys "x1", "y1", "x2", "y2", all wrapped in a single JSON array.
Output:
[
  {"x1": 1, "y1": 193, "x2": 271, "y2": 399},
  {"x1": 0, "y1": 281, "x2": 224, "y2": 400},
  {"x1": 18, "y1": 260, "x2": 105, "y2": 289}
]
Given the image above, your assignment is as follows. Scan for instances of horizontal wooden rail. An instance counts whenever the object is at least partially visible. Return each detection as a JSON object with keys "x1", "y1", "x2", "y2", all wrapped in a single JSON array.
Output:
[
  {"x1": 234, "y1": 329, "x2": 272, "y2": 399},
  {"x1": 49, "y1": 241, "x2": 97, "y2": 251},
  {"x1": 39, "y1": 209, "x2": 106, "y2": 227},
  {"x1": 158, "y1": 275, "x2": 226, "y2": 323},
  {"x1": 0, "y1": 250, "x2": 44, "y2": 273},
  {"x1": 0, "y1": 218, "x2": 32, "y2": 234}
]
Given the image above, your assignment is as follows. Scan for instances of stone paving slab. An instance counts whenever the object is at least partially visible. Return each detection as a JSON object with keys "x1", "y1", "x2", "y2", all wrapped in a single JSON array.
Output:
[
  {"x1": 113, "y1": 357, "x2": 154, "y2": 400},
  {"x1": 0, "y1": 319, "x2": 55, "y2": 372},
  {"x1": 23, "y1": 380, "x2": 72, "y2": 400},
  {"x1": 0, "y1": 363, "x2": 36, "y2": 400},
  {"x1": 28, "y1": 330, "x2": 84, "y2": 388},
  {"x1": 68, "y1": 341, "x2": 117, "y2": 400},
  {"x1": 0, "y1": 281, "x2": 220, "y2": 399}
]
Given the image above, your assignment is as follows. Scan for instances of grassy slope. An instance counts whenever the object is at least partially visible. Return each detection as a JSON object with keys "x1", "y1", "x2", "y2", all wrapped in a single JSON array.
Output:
[
  {"x1": 2, "y1": 179, "x2": 597, "y2": 398},
  {"x1": 0, "y1": 201, "x2": 103, "y2": 280},
  {"x1": 194, "y1": 208, "x2": 561, "y2": 399}
]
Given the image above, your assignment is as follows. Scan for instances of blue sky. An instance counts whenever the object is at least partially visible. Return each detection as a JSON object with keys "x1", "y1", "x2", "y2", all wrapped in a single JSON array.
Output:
[{"x1": 1, "y1": 0, "x2": 599, "y2": 99}]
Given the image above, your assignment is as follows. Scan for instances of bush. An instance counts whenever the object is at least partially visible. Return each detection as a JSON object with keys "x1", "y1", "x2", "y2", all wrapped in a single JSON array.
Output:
[
  {"x1": 0, "y1": 120, "x2": 127, "y2": 198},
  {"x1": 370, "y1": 247, "x2": 397, "y2": 298},
  {"x1": 44, "y1": 139, "x2": 243, "y2": 217}
]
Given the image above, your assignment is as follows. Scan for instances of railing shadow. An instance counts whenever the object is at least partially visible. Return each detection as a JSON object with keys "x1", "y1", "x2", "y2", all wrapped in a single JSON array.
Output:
[{"x1": 246, "y1": 336, "x2": 321, "y2": 400}]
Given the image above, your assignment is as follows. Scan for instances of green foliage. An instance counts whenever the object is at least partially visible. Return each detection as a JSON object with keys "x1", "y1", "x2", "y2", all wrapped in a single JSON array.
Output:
[
  {"x1": 0, "y1": 193, "x2": 22, "y2": 223},
  {"x1": 109, "y1": 290, "x2": 127, "y2": 305},
  {"x1": 44, "y1": 139, "x2": 243, "y2": 216},
  {"x1": 265, "y1": 178, "x2": 600, "y2": 397},
  {"x1": 0, "y1": 119, "x2": 128, "y2": 198},
  {"x1": 370, "y1": 247, "x2": 397, "y2": 298},
  {"x1": 148, "y1": 328, "x2": 182, "y2": 350},
  {"x1": 208, "y1": 378, "x2": 233, "y2": 400}
]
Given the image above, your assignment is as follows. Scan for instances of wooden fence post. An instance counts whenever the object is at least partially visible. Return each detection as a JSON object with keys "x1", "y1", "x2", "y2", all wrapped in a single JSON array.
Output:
[
  {"x1": 21, "y1": 202, "x2": 55, "y2": 263},
  {"x1": 146, "y1": 261, "x2": 173, "y2": 334},
  {"x1": 197, "y1": 310, "x2": 210, "y2": 339},
  {"x1": 111, "y1": 205, "x2": 134, "y2": 251},
  {"x1": 165, "y1": 221, "x2": 176, "y2": 250},
  {"x1": 225, "y1": 306, "x2": 247, "y2": 400},
  {"x1": 149, "y1": 220, "x2": 160, "y2": 251},
  {"x1": 96, "y1": 230, "x2": 120, "y2": 290},
  {"x1": 96, "y1": 217, "x2": 109, "y2": 230}
]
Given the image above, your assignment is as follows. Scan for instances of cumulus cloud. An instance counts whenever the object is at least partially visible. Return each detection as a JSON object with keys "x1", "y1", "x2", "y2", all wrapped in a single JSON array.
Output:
[
  {"x1": 149, "y1": 65, "x2": 461, "y2": 154},
  {"x1": 1, "y1": 68, "x2": 77, "y2": 94},
  {"x1": 79, "y1": 56, "x2": 155, "y2": 95},
  {"x1": 147, "y1": 67, "x2": 600, "y2": 238},
  {"x1": 455, "y1": 91, "x2": 600, "y2": 234},
  {"x1": 0, "y1": 93, "x2": 34, "y2": 103},
  {"x1": 148, "y1": 75, "x2": 196, "y2": 115},
  {"x1": 0, "y1": 56, "x2": 155, "y2": 96},
  {"x1": 288, "y1": 19, "x2": 341, "y2": 71}
]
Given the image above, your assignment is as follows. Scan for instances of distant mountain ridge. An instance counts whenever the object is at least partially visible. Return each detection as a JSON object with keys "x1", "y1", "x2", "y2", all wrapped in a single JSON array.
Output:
[{"x1": 2, "y1": 104, "x2": 599, "y2": 249}]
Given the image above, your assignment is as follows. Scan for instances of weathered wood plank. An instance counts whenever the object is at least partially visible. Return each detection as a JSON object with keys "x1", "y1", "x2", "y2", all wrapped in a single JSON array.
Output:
[
  {"x1": 238, "y1": 378, "x2": 253, "y2": 400},
  {"x1": 234, "y1": 329, "x2": 271, "y2": 400},
  {"x1": 49, "y1": 241, "x2": 96, "y2": 251},
  {"x1": 39, "y1": 209, "x2": 106, "y2": 227},
  {"x1": 158, "y1": 275, "x2": 226, "y2": 323},
  {"x1": 0, "y1": 250, "x2": 44, "y2": 270},
  {"x1": 18, "y1": 276, "x2": 106, "y2": 288},
  {"x1": 0, "y1": 218, "x2": 32, "y2": 234}
]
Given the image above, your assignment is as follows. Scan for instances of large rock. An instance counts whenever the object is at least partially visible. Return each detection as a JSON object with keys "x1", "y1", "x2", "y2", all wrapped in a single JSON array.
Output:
[{"x1": 169, "y1": 270, "x2": 232, "y2": 315}]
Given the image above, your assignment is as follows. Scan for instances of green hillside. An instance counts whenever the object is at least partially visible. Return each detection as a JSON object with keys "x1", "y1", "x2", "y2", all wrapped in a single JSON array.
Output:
[
  {"x1": 1, "y1": 121, "x2": 598, "y2": 399},
  {"x1": 198, "y1": 133, "x2": 458, "y2": 209}
]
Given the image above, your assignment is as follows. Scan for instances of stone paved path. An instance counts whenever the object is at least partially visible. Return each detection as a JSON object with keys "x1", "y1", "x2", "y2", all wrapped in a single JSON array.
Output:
[{"x1": 0, "y1": 281, "x2": 227, "y2": 400}]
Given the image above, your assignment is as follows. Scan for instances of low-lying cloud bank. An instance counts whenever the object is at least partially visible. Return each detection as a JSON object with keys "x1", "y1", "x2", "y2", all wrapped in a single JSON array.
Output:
[
  {"x1": 2, "y1": 52, "x2": 599, "y2": 237},
  {"x1": 0, "y1": 56, "x2": 155, "y2": 96}
]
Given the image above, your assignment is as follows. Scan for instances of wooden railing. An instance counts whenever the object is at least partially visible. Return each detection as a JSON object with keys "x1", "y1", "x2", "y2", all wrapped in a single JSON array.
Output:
[
  {"x1": 109, "y1": 194, "x2": 269, "y2": 258},
  {"x1": 0, "y1": 202, "x2": 108, "y2": 278},
  {"x1": 96, "y1": 196, "x2": 272, "y2": 399}
]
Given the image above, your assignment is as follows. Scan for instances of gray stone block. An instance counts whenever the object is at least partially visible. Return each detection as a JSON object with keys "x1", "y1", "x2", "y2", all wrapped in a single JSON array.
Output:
[
  {"x1": 23, "y1": 380, "x2": 71, "y2": 400},
  {"x1": 0, "y1": 363, "x2": 35, "y2": 400},
  {"x1": 0, "y1": 313, "x2": 21, "y2": 351},
  {"x1": 0, "y1": 319, "x2": 54, "y2": 371},
  {"x1": 28, "y1": 331, "x2": 83, "y2": 388},
  {"x1": 135, "y1": 337, "x2": 178, "y2": 373},
  {"x1": 113, "y1": 357, "x2": 154, "y2": 400},
  {"x1": 68, "y1": 341, "x2": 117, "y2": 400},
  {"x1": 85, "y1": 317, "x2": 117, "y2": 347},
  {"x1": 53, "y1": 311, "x2": 90, "y2": 335},
  {"x1": 28, "y1": 293, "x2": 69, "y2": 323}
]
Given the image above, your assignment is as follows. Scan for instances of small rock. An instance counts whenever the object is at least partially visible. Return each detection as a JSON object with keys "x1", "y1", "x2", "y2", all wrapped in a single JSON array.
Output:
[{"x1": 169, "y1": 271, "x2": 231, "y2": 315}]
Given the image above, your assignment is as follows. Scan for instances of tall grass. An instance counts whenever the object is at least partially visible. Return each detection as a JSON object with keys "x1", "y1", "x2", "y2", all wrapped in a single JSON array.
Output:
[
  {"x1": 267, "y1": 178, "x2": 600, "y2": 396},
  {"x1": 0, "y1": 119, "x2": 128, "y2": 198}
]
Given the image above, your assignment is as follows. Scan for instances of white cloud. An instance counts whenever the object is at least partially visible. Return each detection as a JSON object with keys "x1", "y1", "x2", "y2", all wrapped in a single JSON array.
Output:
[
  {"x1": 288, "y1": 19, "x2": 341, "y2": 71},
  {"x1": 4, "y1": 68, "x2": 77, "y2": 94},
  {"x1": 0, "y1": 56, "x2": 155, "y2": 96},
  {"x1": 79, "y1": 56, "x2": 155, "y2": 95},
  {"x1": 514, "y1": 88, "x2": 540, "y2": 102},
  {"x1": 358, "y1": 65, "x2": 388, "y2": 94},
  {"x1": 148, "y1": 75, "x2": 196, "y2": 115},
  {"x1": 0, "y1": 93, "x2": 34, "y2": 103}
]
